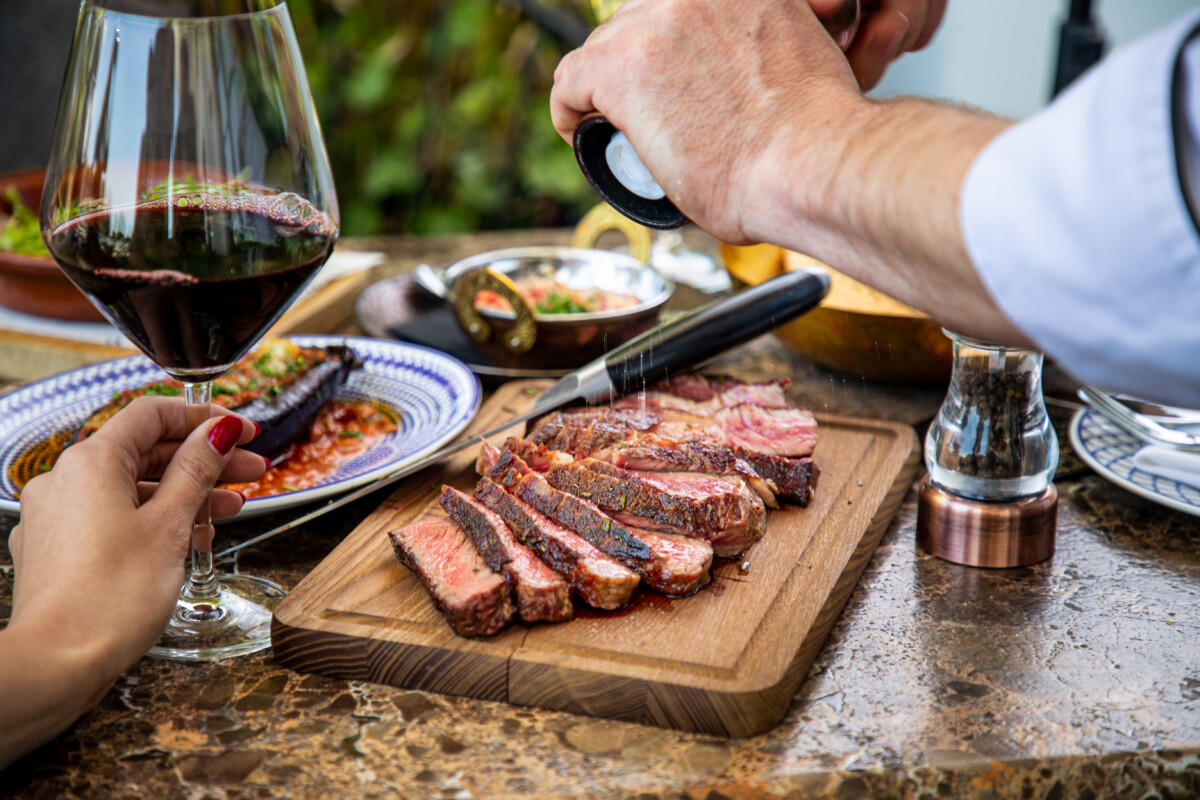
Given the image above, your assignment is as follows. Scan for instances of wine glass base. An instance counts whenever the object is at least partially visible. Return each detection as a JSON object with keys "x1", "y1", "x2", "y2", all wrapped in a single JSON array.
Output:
[{"x1": 147, "y1": 574, "x2": 287, "y2": 662}]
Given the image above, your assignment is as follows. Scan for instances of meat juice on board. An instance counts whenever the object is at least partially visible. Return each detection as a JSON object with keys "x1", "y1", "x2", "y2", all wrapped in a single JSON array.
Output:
[{"x1": 47, "y1": 192, "x2": 337, "y2": 381}]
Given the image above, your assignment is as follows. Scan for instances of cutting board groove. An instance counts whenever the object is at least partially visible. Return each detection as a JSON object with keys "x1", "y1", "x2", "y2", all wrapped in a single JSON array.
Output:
[{"x1": 273, "y1": 379, "x2": 919, "y2": 736}]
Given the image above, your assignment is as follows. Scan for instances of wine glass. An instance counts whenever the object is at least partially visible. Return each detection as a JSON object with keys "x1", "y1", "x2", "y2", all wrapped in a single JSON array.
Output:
[{"x1": 41, "y1": 0, "x2": 339, "y2": 661}]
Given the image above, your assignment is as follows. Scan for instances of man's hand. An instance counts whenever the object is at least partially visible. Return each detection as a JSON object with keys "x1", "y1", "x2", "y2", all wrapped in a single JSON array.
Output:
[{"x1": 551, "y1": 0, "x2": 867, "y2": 245}]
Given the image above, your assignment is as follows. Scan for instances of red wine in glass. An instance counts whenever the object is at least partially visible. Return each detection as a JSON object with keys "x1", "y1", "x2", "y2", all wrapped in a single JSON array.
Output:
[
  {"x1": 49, "y1": 193, "x2": 336, "y2": 381},
  {"x1": 42, "y1": 0, "x2": 340, "y2": 661}
]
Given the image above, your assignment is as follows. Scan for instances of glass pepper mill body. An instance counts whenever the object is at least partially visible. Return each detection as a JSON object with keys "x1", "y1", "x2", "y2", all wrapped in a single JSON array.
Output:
[{"x1": 917, "y1": 332, "x2": 1060, "y2": 568}]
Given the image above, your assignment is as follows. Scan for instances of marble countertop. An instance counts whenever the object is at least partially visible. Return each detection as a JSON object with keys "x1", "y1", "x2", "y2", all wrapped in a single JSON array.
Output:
[{"x1": 2, "y1": 233, "x2": 1199, "y2": 799}]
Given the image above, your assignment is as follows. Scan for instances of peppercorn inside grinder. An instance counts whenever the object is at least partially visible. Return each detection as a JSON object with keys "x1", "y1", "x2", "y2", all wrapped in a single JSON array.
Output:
[
  {"x1": 917, "y1": 332, "x2": 1060, "y2": 568},
  {"x1": 572, "y1": 0, "x2": 861, "y2": 229}
]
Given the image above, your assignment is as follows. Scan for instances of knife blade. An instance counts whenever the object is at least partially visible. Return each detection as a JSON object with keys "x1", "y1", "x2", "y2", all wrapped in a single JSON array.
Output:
[{"x1": 213, "y1": 266, "x2": 829, "y2": 561}]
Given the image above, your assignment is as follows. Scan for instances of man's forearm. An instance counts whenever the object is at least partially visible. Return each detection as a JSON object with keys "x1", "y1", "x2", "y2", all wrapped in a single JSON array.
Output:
[{"x1": 755, "y1": 95, "x2": 1029, "y2": 345}]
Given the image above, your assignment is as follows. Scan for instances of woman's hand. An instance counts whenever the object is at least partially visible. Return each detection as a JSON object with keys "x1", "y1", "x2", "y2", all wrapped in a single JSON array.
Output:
[{"x1": 1, "y1": 396, "x2": 266, "y2": 768}]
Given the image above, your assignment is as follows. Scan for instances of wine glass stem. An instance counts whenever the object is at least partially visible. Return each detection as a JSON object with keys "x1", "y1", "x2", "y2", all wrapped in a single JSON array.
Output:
[{"x1": 181, "y1": 381, "x2": 220, "y2": 609}]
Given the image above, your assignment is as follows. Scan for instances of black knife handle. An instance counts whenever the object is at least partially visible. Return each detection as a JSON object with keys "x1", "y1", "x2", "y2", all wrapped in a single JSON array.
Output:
[{"x1": 604, "y1": 266, "x2": 830, "y2": 396}]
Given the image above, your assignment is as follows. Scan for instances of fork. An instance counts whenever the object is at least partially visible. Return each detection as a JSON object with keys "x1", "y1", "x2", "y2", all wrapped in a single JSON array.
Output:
[{"x1": 1078, "y1": 386, "x2": 1200, "y2": 452}]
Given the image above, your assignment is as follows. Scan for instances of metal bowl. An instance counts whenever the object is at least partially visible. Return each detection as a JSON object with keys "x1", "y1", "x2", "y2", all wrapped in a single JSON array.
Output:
[{"x1": 442, "y1": 246, "x2": 673, "y2": 370}]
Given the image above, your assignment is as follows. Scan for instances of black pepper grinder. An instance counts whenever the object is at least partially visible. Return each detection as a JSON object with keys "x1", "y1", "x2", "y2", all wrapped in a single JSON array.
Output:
[
  {"x1": 573, "y1": 0, "x2": 861, "y2": 229},
  {"x1": 917, "y1": 332, "x2": 1060, "y2": 568}
]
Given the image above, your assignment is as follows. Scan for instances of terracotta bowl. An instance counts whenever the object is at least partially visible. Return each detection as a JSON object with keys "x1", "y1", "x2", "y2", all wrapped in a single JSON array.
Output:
[
  {"x1": 442, "y1": 246, "x2": 673, "y2": 371},
  {"x1": 721, "y1": 243, "x2": 951, "y2": 384},
  {"x1": 0, "y1": 167, "x2": 104, "y2": 322}
]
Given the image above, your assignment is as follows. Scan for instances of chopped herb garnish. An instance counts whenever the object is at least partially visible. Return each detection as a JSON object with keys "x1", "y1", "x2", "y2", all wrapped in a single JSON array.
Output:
[
  {"x1": 282, "y1": 484, "x2": 299, "y2": 492},
  {"x1": 38, "y1": 464, "x2": 53, "y2": 472},
  {"x1": 143, "y1": 384, "x2": 181, "y2": 397},
  {"x1": 536, "y1": 292, "x2": 589, "y2": 314},
  {"x1": 339, "y1": 430, "x2": 364, "y2": 439},
  {"x1": 212, "y1": 384, "x2": 238, "y2": 396},
  {"x1": 601, "y1": 518, "x2": 611, "y2": 532}
]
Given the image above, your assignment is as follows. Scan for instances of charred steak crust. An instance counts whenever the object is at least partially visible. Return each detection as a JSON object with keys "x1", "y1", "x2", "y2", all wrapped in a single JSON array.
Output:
[
  {"x1": 544, "y1": 458, "x2": 764, "y2": 555},
  {"x1": 738, "y1": 452, "x2": 819, "y2": 507},
  {"x1": 439, "y1": 486, "x2": 573, "y2": 623},
  {"x1": 496, "y1": 457, "x2": 711, "y2": 596},
  {"x1": 387, "y1": 520, "x2": 514, "y2": 637},
  {"x1": 474, "y1": 478, "x2": 639, "y2": 610}
]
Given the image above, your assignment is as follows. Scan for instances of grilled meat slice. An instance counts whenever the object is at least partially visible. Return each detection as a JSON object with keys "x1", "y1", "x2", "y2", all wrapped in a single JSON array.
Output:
[
  {"x1": 528, "y1": 416, "x2": 779, "y2": 506},
  {"x1": 388, "y1": 519, "x2": 513, "y2": 637},
  {"x1": 497, "y1": 455, "x2": 711, "y2": 596},
  {"x1": 530, "y1": 403, "x2": 817, "y2": 459},
  {"x1": 737, "y1": 452, "x2": 819, "y2": 507},
  {"x1": 616, "y1": 375, "x2": 790, "y2": 416},
  {"x1": 474, "y1": 477, "x2": 639, "y2": 610},
  {"x1": 545, "y1": 458, "x2": 765, "y2": 556},
  {"x1": 439, "y1": 486, "x2": 572, "y2": 623}
]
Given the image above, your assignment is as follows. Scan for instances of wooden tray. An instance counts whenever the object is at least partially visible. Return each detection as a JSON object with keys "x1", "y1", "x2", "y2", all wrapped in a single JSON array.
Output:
[{"x1": 272, "y1": 380, "x2": 920, "y2": 737}]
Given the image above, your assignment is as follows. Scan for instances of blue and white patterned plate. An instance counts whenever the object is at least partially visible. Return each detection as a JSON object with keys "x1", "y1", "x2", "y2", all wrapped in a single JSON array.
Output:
[
  {"x1": 1069, "y1": 409, "x2": 1200, "y2": 517},
  {"x1": 0, "y1": 336, "x2": 481, "y2": 519}
]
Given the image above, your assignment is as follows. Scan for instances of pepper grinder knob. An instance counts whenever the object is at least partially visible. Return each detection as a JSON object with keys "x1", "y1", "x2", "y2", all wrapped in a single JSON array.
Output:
[{"x1": 573, "y1": 0, "x2": 861, "y2": 229}]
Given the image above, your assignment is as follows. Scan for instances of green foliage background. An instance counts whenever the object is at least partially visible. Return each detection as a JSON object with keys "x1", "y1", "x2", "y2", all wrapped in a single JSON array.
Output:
[{"x1": 286, "y1": 0, "x2": 598, "y2": 236}]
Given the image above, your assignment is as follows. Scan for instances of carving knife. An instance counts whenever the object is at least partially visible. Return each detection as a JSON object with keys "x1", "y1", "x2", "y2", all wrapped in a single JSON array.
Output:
[{"x1": 213, "y1": 266, "x2": 829, "y2": 561}]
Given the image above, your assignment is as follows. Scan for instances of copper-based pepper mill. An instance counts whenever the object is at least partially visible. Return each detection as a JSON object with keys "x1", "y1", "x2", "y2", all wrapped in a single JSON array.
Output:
[
  {"x1": 917, "y1": 332, "x2": 1059, "y2": 568},
  {"x1": 573, "y1": 0, "x2": 861, "y2": 229}
]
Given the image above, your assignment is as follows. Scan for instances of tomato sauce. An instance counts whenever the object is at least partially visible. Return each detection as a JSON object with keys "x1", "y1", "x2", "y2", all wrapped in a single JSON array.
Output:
[{"x1": 224, "y1": 401, "x2": 397, "y2": 499}]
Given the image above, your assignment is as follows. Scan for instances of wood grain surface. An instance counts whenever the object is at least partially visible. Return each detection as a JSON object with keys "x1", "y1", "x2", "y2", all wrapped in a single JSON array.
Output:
[{"x1": 272, "y1": 379, "x2": 920, "y2": 737}]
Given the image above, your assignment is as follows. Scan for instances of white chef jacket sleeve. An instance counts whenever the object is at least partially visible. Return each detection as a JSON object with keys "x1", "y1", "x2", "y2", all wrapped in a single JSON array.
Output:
[{"x1": 960, "y1": 10, "x2": 1200, "y2": 407}]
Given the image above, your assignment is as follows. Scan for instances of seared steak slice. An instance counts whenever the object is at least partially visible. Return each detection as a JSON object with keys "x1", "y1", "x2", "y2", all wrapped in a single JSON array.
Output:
[
  {"x1": 474, "y1": 477, "x2": 639, "y2": 609},
  {"x1": 737, "y1": 452, "x2": 819, "y2": 507},
  {"x1": 545, "y1": 458, "x2": 765, "y2": 556},
  {"x1": 530, "y1": 404, "x2": 817, "y2": 459},
  {"x1": 616, "y1": 375, "x2": 790, "y2": 416},
  {"x1": 388, "y1": 519, "x2": 513, "y2": 637},
  {"x1": 713, "y1": 405, "x2": 817, "y2": 457},
  {"x1": 529, "y1": 418, "x2": 779, "y2": 506},
  {"x1": 440, "y1": 486, "x2": 572, "y2": 623},
  {"x1": 508, "y1": 467, "x2": 711, "y2": 596},
  {"x1": 650, "y1": 374, "x2": 790, "y2": 408}
]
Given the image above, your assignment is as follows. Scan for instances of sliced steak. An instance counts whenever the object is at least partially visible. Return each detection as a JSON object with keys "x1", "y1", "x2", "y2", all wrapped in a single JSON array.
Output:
[
  {"x1": 474, "y1": 477, "x2": 639, "y2": 609},
  {"x1": 387, "y1": 519, "x2": 513, "y2": 637},
  {"x1": 651, "y1": 373, "x2": 790, "y2": 408},
  {"x1": 529, "y1": 417, "x2": 779, "y2": 506},
  {"x1": 506, "y1": 465, "x2": 711, "y2": 596},
  {"x1": 440, "y1": 486, "x2": 573, "y2": 623},
  {"x1": 545, "y1": 458, "x2": 765, "y2": 556},
  {"x1": 531, "y1": 404, "x2": 817, "y2": 459},
  {"x1": 615, "y1": 375, "x2": 790, "y2": 416},
  {"x1": 713, "y1": 405, "x2": 817, "y2": 457},
  {"x1": 737, "y1": 452, "x2": 819, "y2": 507}
]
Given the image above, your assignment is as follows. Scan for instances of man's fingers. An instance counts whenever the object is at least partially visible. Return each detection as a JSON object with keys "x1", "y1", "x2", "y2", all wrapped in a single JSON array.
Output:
[
  {"x1": 845, "y1": 9, "x2": 910, "y2": 90},
  {"x1": 145, "y1": 415, "x2": 254, "y2": 522},
  {"x1": 549, "y1": 48, "x2": 594, "y2": 144}
]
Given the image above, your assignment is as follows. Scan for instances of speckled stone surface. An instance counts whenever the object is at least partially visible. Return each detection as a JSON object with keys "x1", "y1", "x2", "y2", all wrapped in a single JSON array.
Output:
[{"x1": 2, "y1": 234, "x2": 1199, "y2": 798}]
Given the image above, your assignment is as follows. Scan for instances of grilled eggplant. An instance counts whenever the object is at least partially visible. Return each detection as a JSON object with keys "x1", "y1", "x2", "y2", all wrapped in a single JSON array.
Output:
[{"x1": 74, "y1": 338, "x2": 361, "y2": 461}]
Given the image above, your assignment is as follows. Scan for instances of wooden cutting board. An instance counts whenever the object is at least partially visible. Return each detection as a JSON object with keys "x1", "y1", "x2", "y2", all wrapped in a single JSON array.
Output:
[{"x1": 272, "y1": 379, "x2": 920, "y2": 737}]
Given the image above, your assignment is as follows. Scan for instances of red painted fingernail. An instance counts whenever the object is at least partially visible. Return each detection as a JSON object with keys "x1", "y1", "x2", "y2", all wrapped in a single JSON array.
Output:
[
  {"x1": 208, "y1": 416, "x2": 242, "y2": 455},
  {"x1": 251, "y1": 421, "x2": 262, "y2": 437},
  {"x1": 235, "y1": 491, "x2": 247, "y2": 504},
  {"x1": 262, "y1": 454, "x2": 273, "y2": 470}
]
